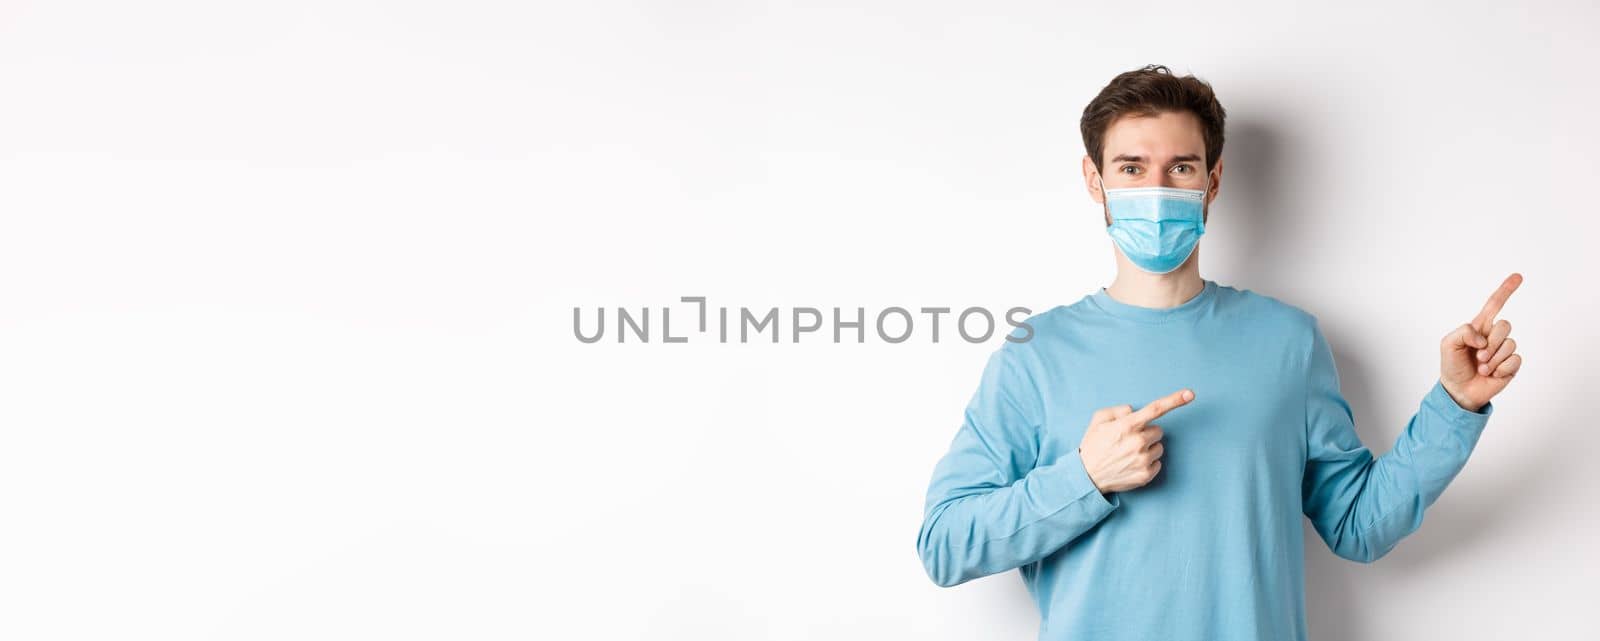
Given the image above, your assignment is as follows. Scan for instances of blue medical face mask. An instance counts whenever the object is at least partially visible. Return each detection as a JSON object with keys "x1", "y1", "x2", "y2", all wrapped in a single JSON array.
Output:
[{"x1": 1099, "y1": 173, "x2": 1210, "y2": 274}]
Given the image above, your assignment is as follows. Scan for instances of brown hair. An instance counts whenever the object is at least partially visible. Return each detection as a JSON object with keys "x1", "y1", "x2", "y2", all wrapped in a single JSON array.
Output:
[{"x1": 1080, "y1": 64, "x2": 1226, "y2": 174}]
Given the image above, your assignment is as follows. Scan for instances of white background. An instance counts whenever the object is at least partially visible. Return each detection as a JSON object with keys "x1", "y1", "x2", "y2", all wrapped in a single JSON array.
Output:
[{"x1": 1, "y1": 1, "x2": 1596, "y2": 639}]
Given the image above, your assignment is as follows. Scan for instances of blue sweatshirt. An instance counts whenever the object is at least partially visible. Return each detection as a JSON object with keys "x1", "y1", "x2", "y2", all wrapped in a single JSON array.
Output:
[{"x1": 916, "y1": 279, "x2": 1494, "y2": 640}]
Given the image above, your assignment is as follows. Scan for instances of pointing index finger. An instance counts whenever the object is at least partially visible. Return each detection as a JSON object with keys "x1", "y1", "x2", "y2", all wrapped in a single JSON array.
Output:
[
  {"x1": 1127, "y1": 388, "x2": 1195, "y2": 427},
  {"x1": 1471, "y1": 272, "x2": 1523, "y2": 333}
]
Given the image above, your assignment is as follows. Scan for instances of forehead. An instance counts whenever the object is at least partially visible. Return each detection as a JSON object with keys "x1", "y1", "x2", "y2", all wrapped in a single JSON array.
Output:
[{"x1": 1102, "y1": 111, "x2": 1205, "y2": 160}]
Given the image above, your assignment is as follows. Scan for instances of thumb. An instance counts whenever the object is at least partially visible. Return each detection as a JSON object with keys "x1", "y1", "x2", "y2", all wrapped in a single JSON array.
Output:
[{"x1": 1443, "y1": 323, "x2": 1487, "y2": 351}]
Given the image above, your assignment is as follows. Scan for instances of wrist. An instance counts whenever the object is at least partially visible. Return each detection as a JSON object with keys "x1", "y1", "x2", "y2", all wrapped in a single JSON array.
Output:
[
  {"x1": 1079, "y1": 446, "x2": 1107, "y2": 495},
  {"x1": 1440, "y1": 379, "x2": 1485, "y2": 413}
]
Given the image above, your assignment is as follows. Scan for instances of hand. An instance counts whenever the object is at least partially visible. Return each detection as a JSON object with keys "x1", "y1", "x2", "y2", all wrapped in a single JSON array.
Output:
[
  {"x1": 1440, "y1": 273, "x2": 1524, "y2": 412},
  {"x1": 1078, "y1": 388, "x2": 1194, "y2": 494}
]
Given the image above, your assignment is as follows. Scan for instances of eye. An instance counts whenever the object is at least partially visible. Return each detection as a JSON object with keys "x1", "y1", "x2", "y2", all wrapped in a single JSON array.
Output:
[
  {"x1": 1119, "y1": 165, "x2": 1140, "y2": 175},
  {"x1": 1171, "y1": 164, "x2": 1193, "y2": 174}
]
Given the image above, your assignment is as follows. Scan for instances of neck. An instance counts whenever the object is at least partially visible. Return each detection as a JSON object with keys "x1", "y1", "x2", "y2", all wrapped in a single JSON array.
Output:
[{"x1": 1105, "y1": 251, "x2": 1206, "y2": 308}]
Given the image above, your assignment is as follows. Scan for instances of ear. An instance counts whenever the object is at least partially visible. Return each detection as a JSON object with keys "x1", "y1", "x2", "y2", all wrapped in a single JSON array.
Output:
[
  {"x1": 1206, "y1": 156, "x2": 1223, "y2": 205},
  {"x1": 1082, "y1": 154, "x2": 1104, "y2": 205}
]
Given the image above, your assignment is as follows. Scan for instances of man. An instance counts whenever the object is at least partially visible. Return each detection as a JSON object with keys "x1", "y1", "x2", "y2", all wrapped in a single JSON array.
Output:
[{"x1": 914, "y1": 64, "x2": 1523, "y2": 640}]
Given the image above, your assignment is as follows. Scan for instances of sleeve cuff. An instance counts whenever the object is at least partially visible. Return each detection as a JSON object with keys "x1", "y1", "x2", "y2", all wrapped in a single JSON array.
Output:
[
  {"x1": 1423, "y1": 378, "x2": 1494, "y2": 425},
  {"x1": 1030, "y1": 447, "x2": 1121, "y2": 515}
]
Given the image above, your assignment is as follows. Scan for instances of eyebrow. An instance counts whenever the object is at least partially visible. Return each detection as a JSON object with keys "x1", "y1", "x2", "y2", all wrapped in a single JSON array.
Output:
[{"x1": 1110, "y1": 153, "x2": 1203, "y2": 164}]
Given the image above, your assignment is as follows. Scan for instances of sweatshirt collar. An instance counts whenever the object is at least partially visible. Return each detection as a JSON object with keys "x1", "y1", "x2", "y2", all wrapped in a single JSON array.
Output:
[{"x1": 1088, "y1": 279, "x2": 1218, "y2": 324}]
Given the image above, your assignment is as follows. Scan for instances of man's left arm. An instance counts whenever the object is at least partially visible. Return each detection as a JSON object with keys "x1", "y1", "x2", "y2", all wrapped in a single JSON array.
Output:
[
  {"x1": 1301, "y1": 273, "x2": 1523, "y2": 563},
  {"x1": 1301, "y1": 317, "x2": 1493, "y2": 563}
]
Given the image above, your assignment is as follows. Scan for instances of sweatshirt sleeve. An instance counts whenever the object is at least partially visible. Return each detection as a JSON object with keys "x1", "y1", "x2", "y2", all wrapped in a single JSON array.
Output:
[
  {"x1": 916, "y1": 344, "x2": 1121, "y2": 588},
  {"x1": 1301, "y1": 317, "x2": 1493, "y2": 563}
]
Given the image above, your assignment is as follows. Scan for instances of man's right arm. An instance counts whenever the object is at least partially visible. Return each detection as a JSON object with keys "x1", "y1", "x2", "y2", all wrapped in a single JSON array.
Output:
[{"x1": 916, "y1": 345, "x2": 1121, "y2": 588}]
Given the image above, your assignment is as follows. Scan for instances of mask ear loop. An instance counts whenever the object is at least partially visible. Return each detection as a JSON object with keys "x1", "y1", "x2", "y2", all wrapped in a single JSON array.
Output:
[{"x1": 1098, "y1": 173, "x2": 1113, "y2": 228}]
